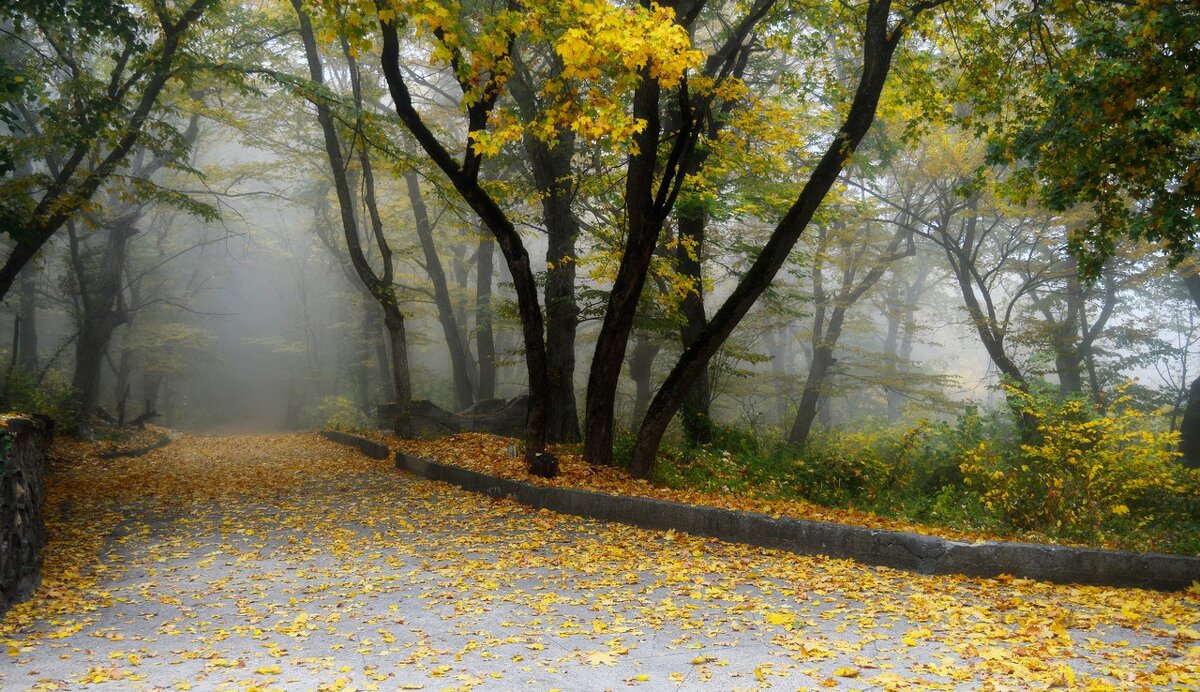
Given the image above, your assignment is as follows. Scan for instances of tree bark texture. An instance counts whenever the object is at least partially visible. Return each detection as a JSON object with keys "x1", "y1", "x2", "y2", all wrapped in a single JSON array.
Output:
[
  {"x1": 475, "y1": 236, "x2": 497, "y2": 401},
  {"x1": 379, "y1": 20, "x2": 551, "y2": 469},
  {"x1": 1180, "y1": 270, "x2": 1200, "y2": 468},
  {"x1": 406, "y1": 170, "x2": 475, "y2": 411},
  {"x1": 295, "y1": 0, "x2": 412, "y2": 435},
  {"x1": 583, "y1": 72, "x2": 667, "y2": 466},
  {"x1": 510, "y1": 58, "x2": 582, "y2": 441},
  {"x1": 629, "y1": 0, "x2": 909, "y2": 477}
]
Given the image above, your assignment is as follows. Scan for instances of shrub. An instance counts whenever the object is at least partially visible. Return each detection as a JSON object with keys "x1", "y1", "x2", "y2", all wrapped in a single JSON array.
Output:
[
  {"x1": 960, "y1": 385, "x2": 1195, "y2": 548},
  {"x1": 0, "y1": 367, "x2": 74, "y2": 429},
  {"x1": 316, "y1": 396, "x2": 371, "y2": 432},
  {"x1": 792, "y1": 431, "x2": 889, "y2": 506}
]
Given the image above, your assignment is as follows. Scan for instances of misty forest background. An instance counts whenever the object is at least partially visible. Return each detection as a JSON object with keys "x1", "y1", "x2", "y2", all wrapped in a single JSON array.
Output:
[{"x1": 1, "y1": 0, "x2": 1199, "y2": 551}]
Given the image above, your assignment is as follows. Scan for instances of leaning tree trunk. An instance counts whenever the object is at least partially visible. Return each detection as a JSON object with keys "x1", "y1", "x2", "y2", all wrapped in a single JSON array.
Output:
[
  {"x1": 1180, "y1": 270, "x2": 1200, "y2": 468},
  {"x1": 379, "y1": 21, "x2": 551, "y2": 471},
  {"x1": 677, "y1": 209, "x2": 713, "y2": 445},
  {"x1": 627, "y1": 0, "x2": 907, "y2": 477},
  {"x1": 295, "y1": 0, "x2": 414, "y2": 436},
  {"x1": 583, "y1": 72, "x2": 666, "y2": 466},
  {"x1": 788, "y1": 344, "x2": 837, "y2": 446}
]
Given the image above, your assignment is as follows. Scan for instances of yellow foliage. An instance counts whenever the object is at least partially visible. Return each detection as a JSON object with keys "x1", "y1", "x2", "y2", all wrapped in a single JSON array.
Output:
[{"x1": 960, "y1": 384, "x2": 1191, "y2": 541}]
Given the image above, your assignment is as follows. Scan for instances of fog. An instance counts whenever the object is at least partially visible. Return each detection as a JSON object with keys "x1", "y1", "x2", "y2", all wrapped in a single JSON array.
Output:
[
  {"x1": 3, "y1": 116, "x2": 1189, "y2": 441},
  {"x1": 1, "y1": 0, "x2": 1196, "y2": 459}
]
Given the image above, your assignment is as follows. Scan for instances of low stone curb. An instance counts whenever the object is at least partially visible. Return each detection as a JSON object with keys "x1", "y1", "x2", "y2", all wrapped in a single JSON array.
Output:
[
  {"x1": 393, "y1": 452, "x2": 1200, "y2": 592},
  {"x1": 319, "y1": 430, "x2": 389, "y2": 460}
]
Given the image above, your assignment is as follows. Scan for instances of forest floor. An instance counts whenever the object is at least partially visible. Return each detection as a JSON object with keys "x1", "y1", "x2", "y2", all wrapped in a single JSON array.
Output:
[{"x1": 1, "y1": 433, "x2": 1198, "y2": 691}]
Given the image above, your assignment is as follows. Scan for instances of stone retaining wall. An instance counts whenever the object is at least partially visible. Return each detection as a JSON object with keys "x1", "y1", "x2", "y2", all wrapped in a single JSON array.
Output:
[{"x1": 0, "y1": 415, "x2": 51, "y2": 614}]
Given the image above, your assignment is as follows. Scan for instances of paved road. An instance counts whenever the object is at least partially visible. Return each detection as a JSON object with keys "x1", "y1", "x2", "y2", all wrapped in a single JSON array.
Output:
[{"x1": 2, "y1": 434, "x2": 1197, "y2": 690}]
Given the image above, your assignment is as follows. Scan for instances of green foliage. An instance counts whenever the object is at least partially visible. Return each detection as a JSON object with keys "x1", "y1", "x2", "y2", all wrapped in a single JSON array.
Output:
[
  {"x1": 0, "y1": 366, "x2": 74, "y2": 428},
  {"x1": 316, "y1": 396, "x2": 371, "y2": 433},
  {"x1": 986, "y1": 0, "x2": 1200, "y2": 276},
  {"x1": 643, "y1": 424, "x2": 796, "y2": 498}
]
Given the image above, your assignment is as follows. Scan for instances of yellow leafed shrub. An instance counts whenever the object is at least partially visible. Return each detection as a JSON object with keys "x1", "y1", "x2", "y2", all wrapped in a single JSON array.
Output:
[{"x1": 960, "y1": 385, "x2": 1195, "y2": 544}]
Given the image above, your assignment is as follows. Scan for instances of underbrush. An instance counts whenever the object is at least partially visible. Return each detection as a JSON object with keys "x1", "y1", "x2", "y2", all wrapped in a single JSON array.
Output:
[{"x1": 640, "y1": 391, "x2": 1200, "y2": 555}]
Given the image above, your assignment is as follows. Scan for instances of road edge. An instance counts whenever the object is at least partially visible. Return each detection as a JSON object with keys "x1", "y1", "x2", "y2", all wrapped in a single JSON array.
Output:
[{"x1": 319, "y1": 430, "x2": 1199, "y2": 591}]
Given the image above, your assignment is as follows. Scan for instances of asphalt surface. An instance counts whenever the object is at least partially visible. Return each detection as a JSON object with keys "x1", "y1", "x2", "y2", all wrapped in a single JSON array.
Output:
[{"x1": 2, "y1": 434, "x2": 1197, "y2": 690}]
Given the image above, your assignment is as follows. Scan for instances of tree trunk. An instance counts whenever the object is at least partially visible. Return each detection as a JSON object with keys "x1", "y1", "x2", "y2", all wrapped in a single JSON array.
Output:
[
  {"x1": 295, "y1": 0, "x2": 413, "y2": 436},
  {"x1": 541, "y1": 193, "x2": 581, "y2": 443},
  {"x1": 71, "y1": 329, "x2": 108, "y2": 433},
  {"x1": 627, "y1": 334, "x2": 661, "y2": 425},
  {"x1": 523, "y1": 124, "x2": 580, "y2": 441},
  {"x1": 380, "y1": 22, "x2": 551, "y2": 470},
  {"x1": 382, "y1": 306, "x2": 413, "y2": 437},
  {"x1": 406, "y1": 170, "x2": 475, "y2": 410},
  {"x1": 475, "y1": 236, "x2": 497, "y2": 401},
  {"x1": 70, "y1": 219, "x2": 137, "y2": 431},
  {"x1": 1180, "y1": 270, "x2": 1200, "y2": 468},
  {"x1": 370, "y1": 308, "x2": 394, "y2": 403},
  {"x1": 628, "y1": 0, "x2": 904, "y2": 477},
  {"x1": 677, "y1": 209, "x2": 713, "y2": 444},
  {"x1": 17, "y1": 267, "x2": 37, "y2": 372},
  {"x1": 583, "y1": 72, "x2": 666, "y2": 466},
  {"x1": 943, "y1": 196, "x2": 1037, "y2": 440},
  {"x1": 1051, "y1": 265, "x2": 1086, "y2": 397},
  {"x1": 788, "y1": 345, "x2": 837, "y2": 446},
  {"x1": 1181, "y1": 376, "x2": 1200, "y2": 469}
]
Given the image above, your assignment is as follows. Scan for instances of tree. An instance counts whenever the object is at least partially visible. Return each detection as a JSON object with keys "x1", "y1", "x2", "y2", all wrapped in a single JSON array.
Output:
[
  {"x1": 62, "y1": 114, "x2": 204, "y2": 433},
  {"x1": 982, "y1": 0, "x2": 1200, "y2": 277},
  {"x1": 628, "y1": 0, "x2": 950, "y2": 477},
  {"x1": 578, "y1": 0, "x2": 774, "y2": 466},
  {"x1": 291, "y1": 0, "x2": 414, "y2": 435},
  {"x1": 0, "y1": 0, "x2": 216, "y2": 301},
  {"x1": 966, "y1": 0, "x2": 1200, "y2": 461},
  {"x1": 509, "y1": 51, "x2": 581, "y2": 441},
  {"x1": 1180, "y1": 266, "x2": 1200, "y2": 468},
  {"x1": 365, "y1": 0, "x2": 711, "y2": 472},
  {"x1": 787, "y1": 218, "x2": 914, "y2": 447}
]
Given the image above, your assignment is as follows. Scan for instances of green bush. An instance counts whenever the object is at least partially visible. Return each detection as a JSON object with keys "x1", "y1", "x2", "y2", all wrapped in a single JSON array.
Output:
[{"x1": 0, "y1": 366, "x2": 74, "y2": 429}]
